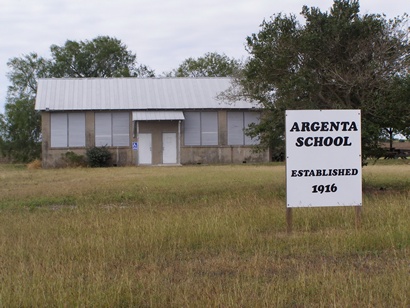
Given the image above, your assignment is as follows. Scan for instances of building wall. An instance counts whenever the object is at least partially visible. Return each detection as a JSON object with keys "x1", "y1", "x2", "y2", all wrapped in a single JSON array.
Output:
[
  {"x1": 41, "y1": 112, "x2": 51, "y2": 166},
  {"x1": 41, "y1": 111, "x2": 134, "y2": 168},
  {"x1": 180, "y1": 110, "x2": 269, "y2": 164},
  {"x1": 41, "y1": 110, "x2": 269, "y2": 168},
  {"x1": 180, "y1": 146, "x2": 269, "y2": 164}
]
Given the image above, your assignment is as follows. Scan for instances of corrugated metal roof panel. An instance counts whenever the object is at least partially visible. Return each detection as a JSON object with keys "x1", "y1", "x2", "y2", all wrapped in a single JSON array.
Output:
[
  {"x1": 132, "y1": 111, "x2": 185, "y2": 121},
  {"x1": 35, "y1": 77, "x2": 257, "y2": 111}
]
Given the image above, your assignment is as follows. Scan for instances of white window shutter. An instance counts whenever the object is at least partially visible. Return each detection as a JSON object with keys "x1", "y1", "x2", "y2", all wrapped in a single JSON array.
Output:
[
  {"x1": 68, "y1": 113, "x2": 85, "y2": 147},
  {"x1": 51, "y1": 113, "x2": 68, "y2": 148},
  {"x1": 95, "y1": 113, "x2": 112, "y2": 146},
  {"x1": 227, "y1": 111, "x2": 244, "y2": 145},
  {"x1": 184, "y1": 112, "x2": 201, "y2": 145},
  {"x1": 112, "y1": 112, "x2": 129, "y2": 146},
  {"x1": 201, "y1": 112, "x2": 218, "y2": 145}
]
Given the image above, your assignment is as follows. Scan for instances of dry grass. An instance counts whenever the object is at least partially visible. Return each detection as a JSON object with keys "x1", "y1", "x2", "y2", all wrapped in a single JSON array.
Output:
[
  {"x1": 26, "y1": 159, "x2": 42, "y2": 170},
  {"x1": 0, "y1": 163, "x2": 409, "y2": 307}
]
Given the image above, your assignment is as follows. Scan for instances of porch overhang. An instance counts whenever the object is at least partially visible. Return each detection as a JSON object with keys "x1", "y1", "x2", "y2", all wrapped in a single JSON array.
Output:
[{"x1": 132, "y1": 111, "x2": 185, "y2": 121}]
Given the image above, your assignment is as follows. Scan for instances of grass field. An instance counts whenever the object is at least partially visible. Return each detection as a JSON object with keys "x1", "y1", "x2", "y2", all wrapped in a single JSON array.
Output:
[{"x1": 0, "y1": 162, "x2": 409, "y2": 307}]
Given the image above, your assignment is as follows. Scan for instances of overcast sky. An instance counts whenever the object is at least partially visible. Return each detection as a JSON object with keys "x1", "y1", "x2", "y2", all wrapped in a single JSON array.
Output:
[{"x1": 1, "y1": 0, "x2": 408, "y2": 113}]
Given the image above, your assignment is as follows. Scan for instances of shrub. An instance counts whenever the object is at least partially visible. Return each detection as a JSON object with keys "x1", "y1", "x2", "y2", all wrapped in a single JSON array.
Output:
[
  {"x1": 86, "y1": 146, "x2": 112, "y2": 167},
  {"x1": 61, "y1": 151, "x2": 86, "y2": 167}
]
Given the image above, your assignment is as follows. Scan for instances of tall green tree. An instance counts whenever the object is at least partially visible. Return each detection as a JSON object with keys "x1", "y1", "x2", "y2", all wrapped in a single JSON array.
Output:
[
  {"x1": 1, "y1": 36, "x2": 154, "y2": 162},
  {"x1": 167, "y1": 52, "x2": 241, "y2": 77},
  {"x1": 225, "y1": 0, "x2": 410, "y2": 158}
]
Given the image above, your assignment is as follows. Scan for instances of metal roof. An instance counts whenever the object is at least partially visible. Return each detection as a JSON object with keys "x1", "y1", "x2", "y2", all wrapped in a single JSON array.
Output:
[
  {"x1": 132, "y1": 111, "x2": 185, "y2": 121},
  {"x1": 35, "y1": 77, "x2": 257, "y2": 111}
]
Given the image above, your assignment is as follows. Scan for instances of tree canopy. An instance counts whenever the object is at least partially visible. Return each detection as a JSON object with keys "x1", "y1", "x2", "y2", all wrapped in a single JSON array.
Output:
[
  {"x1": 226, "y1": 0, "x2": 410, "y2": 158},
  {"x1": 167, "y1": 52, "x2": 241, "y2": 77},
  {"x1": 1, "y1": 36, "x2": 154, "y2": 162},
  {"x1": 50, "y1": 36, "x2": 154, "y2": 78}
]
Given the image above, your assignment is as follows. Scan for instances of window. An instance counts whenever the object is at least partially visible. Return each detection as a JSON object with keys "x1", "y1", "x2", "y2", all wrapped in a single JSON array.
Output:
[
  {"x1": 95, "y1": 112, "x2": 129, "y2": 147},
  {"x1": 227, "y1": 111, "x2": 260, "y2": 145},
  {"x1": 50, "y1": 113, "x2": 85, "y2": 148},
  {"x1": 184, "y1": 112, "x2": 218, "y2": 146},
  {"x1": 184, "y1": 112, "x2": 200, "y2": 145}
]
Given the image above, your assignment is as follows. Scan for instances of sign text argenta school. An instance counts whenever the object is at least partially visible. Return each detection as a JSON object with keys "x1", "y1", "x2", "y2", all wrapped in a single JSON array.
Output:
[{"x1": 285, "y1": 110, "x2": 362, "y2": 207}]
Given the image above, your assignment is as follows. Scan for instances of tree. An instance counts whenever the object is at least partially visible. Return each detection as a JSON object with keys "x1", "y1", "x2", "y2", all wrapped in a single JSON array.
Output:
[
  {"x1": 225, "y1": 0, "x2": 410, "y2": 159},
  {"x1": 0, "y1": 97, "x2": 41, "y2": 162},
  {"x1": 167, "y1": 52, "x2": 241, "y2": 77},
  {"x1": 6, "y1": 53, "x2": 52, "y2": 101},
  {"x1": 1, "y1": 36, "x2": 154, "y2": 162},
  {"x1": 0, "y1": 53, "x2": 50, "y2": 162},
  {"x1": 50, "y1": 36, "x2": 155, "y2": 78},
  {"x1": 375, "y1": 75, "x2": 410, "y2": 150}
]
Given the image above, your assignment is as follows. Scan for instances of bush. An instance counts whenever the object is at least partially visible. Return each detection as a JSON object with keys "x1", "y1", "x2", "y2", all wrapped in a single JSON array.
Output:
[
  {"x1": 61, "y1": 151, "x2": 86, "y2": 167},
  {"x1": 86, "y1": 146, "x2": 112, "y2": 167}
]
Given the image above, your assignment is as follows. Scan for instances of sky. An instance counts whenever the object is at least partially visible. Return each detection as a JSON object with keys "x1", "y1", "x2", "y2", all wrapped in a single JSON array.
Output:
[{"x1": 1, "y1": 0, "x2": 409, "y2": 114}]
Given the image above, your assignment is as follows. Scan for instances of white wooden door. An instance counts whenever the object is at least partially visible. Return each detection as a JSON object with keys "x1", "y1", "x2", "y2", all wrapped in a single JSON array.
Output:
[
  {"x1": 162, "y1": 133, "x2": 177, "y2": 164},
  {"x1": 139, "y1": 133, "x2": 152, "y2": 165}
]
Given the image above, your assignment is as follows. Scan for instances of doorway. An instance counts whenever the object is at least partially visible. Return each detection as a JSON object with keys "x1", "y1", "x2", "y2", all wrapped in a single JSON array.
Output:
[
  {"x1": 162, "y1": 133, "x2": 177, "y2": 164},
  {"x1": 138, "y1": 133, "x2": 152, "y2": 164}
]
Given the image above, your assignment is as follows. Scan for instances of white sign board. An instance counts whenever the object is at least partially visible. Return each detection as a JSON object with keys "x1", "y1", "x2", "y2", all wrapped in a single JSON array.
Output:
[{"x1": 286, "y1": 110, "x2": 362, "y2": 207}]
